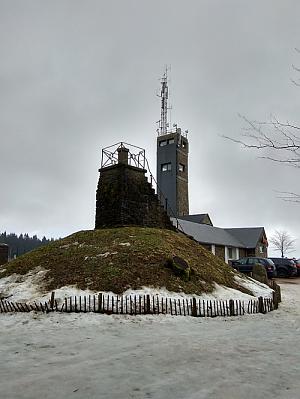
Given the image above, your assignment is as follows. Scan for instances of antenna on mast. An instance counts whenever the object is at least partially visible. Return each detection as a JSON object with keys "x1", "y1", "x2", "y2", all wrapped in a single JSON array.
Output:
[{"x1": 157, "y1": 66, "x2": 170, "y2": 136}]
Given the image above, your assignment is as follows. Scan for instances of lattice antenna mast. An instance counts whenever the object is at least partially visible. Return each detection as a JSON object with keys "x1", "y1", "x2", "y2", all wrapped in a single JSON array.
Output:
[{"x1": 158, "y1": 68, "x2": 169, "y2": 136}]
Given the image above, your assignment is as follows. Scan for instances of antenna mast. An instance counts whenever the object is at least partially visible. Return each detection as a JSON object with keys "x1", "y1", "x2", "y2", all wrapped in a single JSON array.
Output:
[{"x1": 158, "y1": 67, "x2": 169, "y2": 136}]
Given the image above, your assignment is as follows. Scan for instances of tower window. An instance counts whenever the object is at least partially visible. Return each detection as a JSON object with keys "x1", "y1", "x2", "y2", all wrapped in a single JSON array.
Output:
[
  {"x1": 179, "y1": 163, "x2": 185, "y2": 172},
  {"x1": 168, "y1": 138, "x2": 175, "y2": 144},
  {"x1": 161, "y1": 163, "x2": 172, "y2": 172},
  {"x1": 159, "y1": 140, "x2": 167, "y2": 147}
]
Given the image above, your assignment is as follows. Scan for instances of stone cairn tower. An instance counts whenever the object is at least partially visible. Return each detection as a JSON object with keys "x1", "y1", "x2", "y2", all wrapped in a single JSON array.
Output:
[{"x1": 95, "y1": 142, "x2": 174, "y2": 230}]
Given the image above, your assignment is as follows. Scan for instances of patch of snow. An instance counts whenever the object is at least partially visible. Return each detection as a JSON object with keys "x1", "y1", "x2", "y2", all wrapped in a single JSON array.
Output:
[
  {"x1": 235, "y1": 275, "x2": 273, "y2": 298},
  {"x1": 84, "y1": 252, "x2": 118, "y2": 261},
  {"x1": 59, "y1": 241, "x2": 79, "y2": 249},
  {"x1": 119, "y1": 242, "x2": 131, "y2": 246},
  {"x1": 0, "y1": 267, "x2": 48, "y2": 302},
  {"x1": 0, "y1": 266, "x2": 274, "y2": 304},
  {"x1": 38, "y1": 286, "x2": 98, "y2": 302},
  {"x1": 122, "y1": 284, "x2": 258, "y2": 301}
]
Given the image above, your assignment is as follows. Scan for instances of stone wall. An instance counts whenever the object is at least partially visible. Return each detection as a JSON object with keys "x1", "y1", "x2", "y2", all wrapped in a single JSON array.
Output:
[
  {"x1": 200, "y1": 243, "x2": 211, "y2": 251},
  {"x1": 239, "y1": 248, "x2": 247, "y2": 258},
  {"x1": 215, "y1": 245, "x2": 225, "y2": 260},
  {"x1": 0, "y1": 244, "x2": 8, "y2": 266},
  {"x1": 95, "y1": 163, "x2": 174, "y2": 230}
]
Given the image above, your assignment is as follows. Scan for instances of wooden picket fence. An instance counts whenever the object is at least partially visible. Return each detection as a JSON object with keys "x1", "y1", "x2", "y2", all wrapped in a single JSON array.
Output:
[
  {"x1": 267, "y1": 279, "x2": 281, "y2": 307},
  {"x1": 0, "y1": 292, "x2": 276, "y2": 317}
]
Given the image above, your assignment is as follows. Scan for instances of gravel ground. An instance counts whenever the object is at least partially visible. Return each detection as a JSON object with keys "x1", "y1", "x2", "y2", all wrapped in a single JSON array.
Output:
[{"x1": 0, "y1": 279, "x2": 299, "y2": 399}]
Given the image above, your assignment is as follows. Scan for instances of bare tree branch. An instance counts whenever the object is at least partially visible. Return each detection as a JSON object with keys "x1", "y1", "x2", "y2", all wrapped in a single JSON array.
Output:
[
  {"x1": 223, "y1": 114, "x2": 300, "y2": 168},
  {"x1": 275, "y1": 191, "x2": 300, "y2": 203},
  {"x1": 270, "y1": 230, "x2": 296, "y2": 258}
]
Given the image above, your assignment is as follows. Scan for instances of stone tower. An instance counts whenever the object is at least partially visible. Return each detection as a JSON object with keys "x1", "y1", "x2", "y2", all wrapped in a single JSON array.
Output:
[
  {"x1": 95, "y1": 143, "x2": 174, "y2": 230},
  {"x1": 156, "y1": 70, "x2": 189, "y2": 217}
]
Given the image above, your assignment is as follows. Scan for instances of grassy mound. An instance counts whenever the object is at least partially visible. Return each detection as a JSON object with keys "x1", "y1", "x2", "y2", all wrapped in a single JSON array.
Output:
[{"x1": 0, "y1": 227, "x2": 251, "y2": 296}]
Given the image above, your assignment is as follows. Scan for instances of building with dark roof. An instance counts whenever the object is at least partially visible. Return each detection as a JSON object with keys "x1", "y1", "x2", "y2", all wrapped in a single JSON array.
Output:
[{"x1": 173, "y1": 217, "x2": 268, "y2": 264}]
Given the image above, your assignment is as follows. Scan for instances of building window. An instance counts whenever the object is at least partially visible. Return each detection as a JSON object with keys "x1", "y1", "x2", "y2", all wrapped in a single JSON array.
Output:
[
  {"x1": 227, "y1": 247, "x2": 237, "y2": 259},
  {"x1": 159, "y1": 139, "x2": 175, "y2": 146},
  {"x1": 181, "y1": 140, "x2": 187, "y2": 148},
  {"x1": 161, "y1": 163, "x2": 172, "y2": 172},
  {"x1": 259, "y1": 246, "x2": 264, "y2": 253},
  {"x1": 178, "y1": 163, "x2": 185, "y2": 172},
  {"x1": 159, "y1": 140, "x2": 167, "y2": 147}
]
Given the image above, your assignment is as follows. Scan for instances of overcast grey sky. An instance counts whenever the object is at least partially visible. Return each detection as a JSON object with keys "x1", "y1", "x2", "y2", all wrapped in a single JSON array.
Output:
[{"x1": 1, "y1": 0, "x2": 299, "y2": 256}]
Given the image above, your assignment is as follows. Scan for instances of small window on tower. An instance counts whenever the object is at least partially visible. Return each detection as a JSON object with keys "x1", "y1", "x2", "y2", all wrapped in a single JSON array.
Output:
[
  {"x1": 159, "y1": 140, "x2": 167, "y2": 147},
  {"x1": 168, "y1": 138, "x2": 175, "y2": 144},
  {"x1": 161, "y1": 163, "x2": 172, "y2": 172},
  {"x1": 179, "y1": 163, "x2": 185, "y2": 172},
  {"x1": 181, "y1": 140, "x2": 187, "y2": 148}
]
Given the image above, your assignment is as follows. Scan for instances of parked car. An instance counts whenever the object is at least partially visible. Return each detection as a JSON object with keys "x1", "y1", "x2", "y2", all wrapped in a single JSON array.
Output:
[
  {"x1": 268, "y1": 257, "x2": 297, "y2": 278},
  {"x1": 294, "y1": 259, "x2": 300, "y2": 276},
  {"x1": 231, "y1": 257, "x2": 276, "y2": 278}
]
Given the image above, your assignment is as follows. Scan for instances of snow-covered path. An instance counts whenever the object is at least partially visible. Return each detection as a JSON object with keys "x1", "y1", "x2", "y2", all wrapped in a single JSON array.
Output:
[{"x1": 0, "y1": 279, "x2": 299, "y2": 399}]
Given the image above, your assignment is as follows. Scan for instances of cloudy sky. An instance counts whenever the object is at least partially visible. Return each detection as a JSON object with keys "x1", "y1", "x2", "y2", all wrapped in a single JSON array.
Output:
[{"x1": 1, "y1": 1, "x2": 299, "y2": 256}]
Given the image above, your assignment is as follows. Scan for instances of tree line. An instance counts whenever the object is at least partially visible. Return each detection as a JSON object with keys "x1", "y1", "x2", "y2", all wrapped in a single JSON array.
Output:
[{"x1": 0, "y1": 232, "x2": 55, "y2": 259}]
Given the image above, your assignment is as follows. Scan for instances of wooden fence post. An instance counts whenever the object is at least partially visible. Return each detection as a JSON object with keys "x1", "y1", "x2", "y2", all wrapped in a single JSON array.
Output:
[
  {"x1": 50, "y1": 292, "x2": 55, "y2": 310},
  {"x1": 229, "y1": 299, "x2": 235, "y2": 316},
  {"x1": 191, "y1": 298, "x2": 197, "y2": 317},
  {"x1": 145, "y1": 295, "x2": 151, "y2": 314},
  {"x1": 276, "y1": 284, "x2": 281, "y2": 303},
  {"x1": 98, "y1": 293, "x2": 102, "y2": 313},
  {"x1": 272, "y1": 291, "x2": 278, "y2": 310},
  {"x1": 258, "y1": 296, "x2": 266, "y2": 314}
]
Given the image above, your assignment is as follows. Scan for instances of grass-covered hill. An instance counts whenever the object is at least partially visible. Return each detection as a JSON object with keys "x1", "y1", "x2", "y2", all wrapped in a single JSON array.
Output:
[{"x1": 0, "y1": 227, "x2": 251, "y2": 296}]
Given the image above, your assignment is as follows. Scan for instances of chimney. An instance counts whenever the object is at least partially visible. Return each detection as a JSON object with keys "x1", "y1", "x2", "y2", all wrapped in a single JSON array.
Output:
[{"x1": 117, "y1": 146, "x2": 129, "y2": 165}]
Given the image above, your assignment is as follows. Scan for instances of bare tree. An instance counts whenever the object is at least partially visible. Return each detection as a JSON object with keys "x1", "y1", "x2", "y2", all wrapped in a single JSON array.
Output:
[
  {"x1": 224, "y1": 114, "x2": 300, "y2": 202},
  {"x1": 270, "y1": 230, "x2": 296, "y2": 258},
  {"x1": 224, "y1": 50, "x2": 300, "y2": 200},
  {"x1": 225, "y1": 114, "x2": 300, "y2": 166}
]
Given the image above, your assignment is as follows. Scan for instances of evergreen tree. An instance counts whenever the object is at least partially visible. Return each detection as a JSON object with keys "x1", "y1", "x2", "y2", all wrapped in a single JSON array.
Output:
[{"x1": 0, "y1": 232, "x2": 55, "y2": 258}]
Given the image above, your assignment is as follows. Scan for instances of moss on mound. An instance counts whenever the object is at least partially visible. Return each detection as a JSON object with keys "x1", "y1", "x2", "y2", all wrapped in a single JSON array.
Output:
[{"x1": 0, "y1": 227, "x2": 251, "y2": 296}]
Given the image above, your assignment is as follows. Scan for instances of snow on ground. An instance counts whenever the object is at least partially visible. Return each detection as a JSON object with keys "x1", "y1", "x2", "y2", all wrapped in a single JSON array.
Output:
[
  {"x1": 0, "y1": 267, "x2": 273, "y2": 303},
  {"x1": 0, "y1": 278, "x2": 299, "y2": 399}
]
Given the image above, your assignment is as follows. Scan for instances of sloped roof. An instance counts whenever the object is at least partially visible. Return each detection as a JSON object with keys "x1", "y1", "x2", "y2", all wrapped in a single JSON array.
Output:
[
  {"x1": 224, "y1": 227, "x2": 265, "y2": 248},
  {"x1": 178, "y1": 214, "x2": 213, "y2": 226},
  {"x1": 173, "y1": 219, "x2": 265, "y2": 248},
  {"x1": 173, "y1": 218, "x2": 244, "y2": 247}
]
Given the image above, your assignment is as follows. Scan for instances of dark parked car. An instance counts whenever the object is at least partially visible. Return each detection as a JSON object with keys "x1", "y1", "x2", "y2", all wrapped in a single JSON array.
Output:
[
  {"x1": 294, "y1": 259, "x2": 300, "y2": 276},
  {"x1": 231, "y1": 257, "x2": 276, "y2": 278},
  {"x1": 269, "y1": 257, "x2": 297, "y2": 277}
]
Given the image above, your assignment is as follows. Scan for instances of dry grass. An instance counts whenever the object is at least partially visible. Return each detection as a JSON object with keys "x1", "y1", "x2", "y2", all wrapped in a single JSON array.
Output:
[{"x1": 0, "y1": 227, "x2": 252, "y2": 295}]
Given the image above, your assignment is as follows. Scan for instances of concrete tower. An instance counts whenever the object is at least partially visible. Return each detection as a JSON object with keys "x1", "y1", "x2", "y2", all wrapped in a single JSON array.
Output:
[{"x1": 156, "y1": 70, "x2": 189, "y2": 217}]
